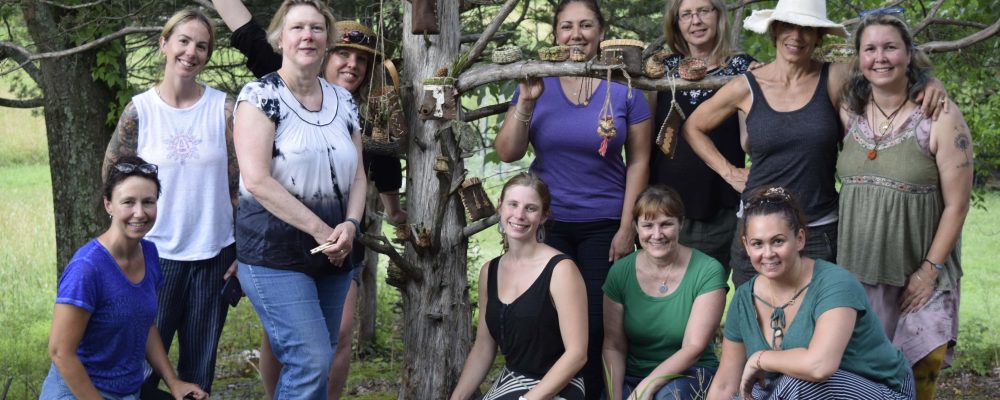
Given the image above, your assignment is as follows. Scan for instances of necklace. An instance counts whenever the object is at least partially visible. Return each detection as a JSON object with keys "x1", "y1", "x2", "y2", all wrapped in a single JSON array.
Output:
[
  {"x1": 867, "y1": 95, "x2": 906, "y2": 160},
  {"x1": 645, "y1": 251, "x2": 678, "y2": 295},
  {"x1": 752, "y1": 279, "x2": 811, "y2": 349},
  {"x1": 569, "y1": 77, "x2": 594, "y2": 106}
]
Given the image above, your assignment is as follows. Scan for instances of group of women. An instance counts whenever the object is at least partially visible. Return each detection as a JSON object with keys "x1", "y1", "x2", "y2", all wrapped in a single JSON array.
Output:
[
  {"x1": 43, "y1": 0, "x2": 384, "y2": 398},
  {"x1": 453, "y1": 0, "x2": 971, "y2": 399},
  {"x1": 41, "y1": 0, "x2": 971, "y2": 399}
]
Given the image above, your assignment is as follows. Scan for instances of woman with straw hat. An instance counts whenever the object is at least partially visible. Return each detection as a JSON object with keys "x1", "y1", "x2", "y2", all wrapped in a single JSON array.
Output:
[{"x1": 681, "y1": 0, "x2": 949, "y2": 290}]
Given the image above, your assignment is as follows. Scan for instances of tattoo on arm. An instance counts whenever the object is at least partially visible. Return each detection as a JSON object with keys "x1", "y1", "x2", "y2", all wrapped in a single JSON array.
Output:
[
  {"x1": 225, "y1": 96, "x2": 240, "y2": 214},
  {"x1": 954, "y1": 125, "x2": 972, "y2": 168},
  {"x1": 102, "y1": 102, "x2": 140, "y2": 181}
]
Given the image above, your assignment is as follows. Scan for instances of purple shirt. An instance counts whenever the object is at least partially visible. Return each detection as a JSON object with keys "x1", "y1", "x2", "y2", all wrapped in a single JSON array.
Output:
[
  {"x1": 55, "y1": 239, "x2": 161, "y2": 395},
  {"x1": 513, "y1": 77, "x2": 651, "y2": 221}
]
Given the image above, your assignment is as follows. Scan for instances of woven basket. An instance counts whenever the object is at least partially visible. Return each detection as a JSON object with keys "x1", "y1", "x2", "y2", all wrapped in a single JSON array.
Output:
[
  {"x1": 644, "y1": 50, "x2": 671, "y2": 78},
  {"x1": 569, "y1": 47, "x2": 589, "y2": 62},
  {"x1": 814, "y1": 43, "x2": 855, "y2": 63},
  {"x1": 678, "y1": 58, "x2": 707, "y2": 81},
  {"x1": 492, "y1": 45, "x2": 522, "y2": 64},
  {"x1": 538, "y1": 45, "x2": 570, "y2": 61},
  {"x1": 599, "y1": 39, "x2": 645, "y2": 75}
]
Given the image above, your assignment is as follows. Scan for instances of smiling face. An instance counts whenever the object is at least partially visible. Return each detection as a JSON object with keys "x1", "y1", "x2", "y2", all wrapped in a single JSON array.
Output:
[
  {"x1": 104, "y1": 176, "x2": 159, "y2": 240},
  {"x1": 554, "y1": 2, "x2": 605, "y2": 58},
  {"x1": 772, "y1": 21, "x2": 820, "y2": 63},
  {"x1": 637, "y1": 213, "x2": 681, "y2": 259},
  {"x1": 324, "y1": 47, "x2": 370, "y2": 92},
  {"x1": 677, "y1": 0, "x2": 718, "y2": 51},
  {"x1": 742, "y1": 213, "x2": 805, "y2": 279},
  {"x1": 277, "y1": 4, "x2": 329, "y2": 68},
  {"x1": 498, "y1": 185, "x2": 548, "y2": 243},
  {"x1": 160, "y1": 19, "x2": 211, "y2": 79},
  {"x1": 858, "y1": 24, "x2": 911, "y2": 90}
]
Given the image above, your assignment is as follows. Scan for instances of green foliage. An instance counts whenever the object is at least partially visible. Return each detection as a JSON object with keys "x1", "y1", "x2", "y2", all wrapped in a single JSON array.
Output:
[{"x1": 953, "y1": 318, "x2": 1000, "y2": 375}]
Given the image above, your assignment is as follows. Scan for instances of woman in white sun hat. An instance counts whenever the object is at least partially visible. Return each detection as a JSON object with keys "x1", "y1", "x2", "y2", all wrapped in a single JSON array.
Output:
[{"x1": 681, "y1": 0, "x2": 948, "y2": 290}]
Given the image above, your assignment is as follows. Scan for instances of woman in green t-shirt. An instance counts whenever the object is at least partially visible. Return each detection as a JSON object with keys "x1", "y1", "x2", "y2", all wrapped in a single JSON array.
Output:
[
  {"x1": 603, "y1": 186, "x2": 728, "y2": 399},
  {"x1": 706, "y1": 187, "x2": 914, "y2": 400}
]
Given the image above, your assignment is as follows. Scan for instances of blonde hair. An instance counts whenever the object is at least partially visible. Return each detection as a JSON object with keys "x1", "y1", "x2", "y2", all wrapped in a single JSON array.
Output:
[
  {"x1": 161, "y1": 8, "x2": 216, "y2": 60},
  {"x1": 266, "y1": 0, "x2": 337, "y2": 53},
  {"x1": 663, "y1": 0, "x2": 735, "y2": 62}
]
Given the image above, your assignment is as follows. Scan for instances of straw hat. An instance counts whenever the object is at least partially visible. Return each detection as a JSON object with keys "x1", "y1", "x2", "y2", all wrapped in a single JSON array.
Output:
[
  {"x1": 743, "y1": 0, "x2": 848, "y2": 37},
  {"x1": 332, "y1": 20, "x2": 383, "y2": 58}
]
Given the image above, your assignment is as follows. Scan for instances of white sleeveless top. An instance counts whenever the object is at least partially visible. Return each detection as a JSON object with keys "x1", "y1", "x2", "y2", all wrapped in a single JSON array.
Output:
[{"x1": 134, "y1": 84, "x2": 235, "y2": 260}]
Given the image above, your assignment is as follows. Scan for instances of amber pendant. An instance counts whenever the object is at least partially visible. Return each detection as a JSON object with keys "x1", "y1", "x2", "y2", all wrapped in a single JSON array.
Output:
[{"x1": 867, "y1": 149, "x2": 877, "y2": 160}]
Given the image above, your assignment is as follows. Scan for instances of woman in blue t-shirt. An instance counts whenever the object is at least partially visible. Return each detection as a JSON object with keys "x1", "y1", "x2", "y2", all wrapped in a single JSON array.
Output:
[
  {"x1": 706, "y1": 186, "x2": 913, "y2": 400},
  {"x1": 41, "y1": 157, "x2": 206, "y2": 400},
  {"x1": 494, "y1": 1, "x2": 651, "y2": 395}
]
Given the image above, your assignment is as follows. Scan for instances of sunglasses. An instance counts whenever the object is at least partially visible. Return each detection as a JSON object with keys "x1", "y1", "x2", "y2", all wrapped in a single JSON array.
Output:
[
  {"x1": 859, "y1": 5, "x2": 905, "y2": 17},
  {"x1": 340, "y1": 30, "x2": 377, "y2": 47},
  {"x1": 114, "y1": 162, "x2": 158, "y2": 175}
]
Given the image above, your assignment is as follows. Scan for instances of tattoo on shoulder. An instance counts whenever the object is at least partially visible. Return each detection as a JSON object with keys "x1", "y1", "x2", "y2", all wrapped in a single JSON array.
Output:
[
  {"x1": 102, "y1": 102, "x2": 139, "y2": 179},
  {"x1": 954, "y1": 127, "x2": 972, "y2": 169}
]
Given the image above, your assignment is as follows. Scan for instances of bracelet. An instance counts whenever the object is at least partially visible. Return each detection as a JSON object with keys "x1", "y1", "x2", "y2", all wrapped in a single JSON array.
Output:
[
  {"x1": 512, "y1": 107, "x2": 532, "y2": 126},
  {"x1": 923, "y1": 258, "x2": 945, "y2": 270},
  {"x1": 756, "y1": 350, "x2": 766, "y2": 371},
  {"x1": 346, "y1": 217, "x2": 361, "y2": 235},
  {"x1": 913, "y1": 271, "x2": 924, "y2": 281}
]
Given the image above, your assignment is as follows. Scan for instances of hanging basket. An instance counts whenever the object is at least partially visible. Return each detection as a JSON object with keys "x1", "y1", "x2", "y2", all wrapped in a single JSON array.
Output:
[
  {"x1": 394, "y1": 223, "x2": 411, "y2": 242},
  {"x1": 433, "y1": 155, "x2": 450, "y2": 172},
  {"x1": 644, "y1": 50, "x2": 671, "y2": 78},
  {"x1": 492, "y1": 45, "x2": 522, "y2": 64},
  {"x1": 569, "y1": 47, "x2": 590, "y2": 62},
  {"x1": 655, "y1": 100, "x2": 687, "y2": 158},
  {"x1": 678, "y1": 58, "x2": 707, "y2": 81},
  {"x1": 538, "y1": 45, "x2": 570, "y2": 61},
  {"x1": 599, "y1": 39, "x2": 645, "y2": 76},
  {"x1": 459, "y1": 177, "x2": 495, "y2": 221},
  {"x1": 362, "y1": 60, "x2": 407, "y2": 157}
]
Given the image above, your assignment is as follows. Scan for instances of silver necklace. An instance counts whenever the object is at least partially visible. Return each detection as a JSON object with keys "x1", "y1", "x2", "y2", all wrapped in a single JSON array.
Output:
[{"x1": 645, "y1": 251, "x2": 677, "y2": 294}]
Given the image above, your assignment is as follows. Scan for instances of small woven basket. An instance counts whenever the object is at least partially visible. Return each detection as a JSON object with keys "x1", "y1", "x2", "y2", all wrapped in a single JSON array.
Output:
[
  {"x1": 678, "y1": 58, "x2": 707, "y2": 81},
  {"x1": 599, "y1": 39, "x2": 645, "y2": 75},
  {"x1": 815, "y1": 43, "x2": 855, "y2": 63},
  {"x1": 569, "y1": 47, "x2": 589, "y2": 62},
  {"x1": 538, "y1": 45, "x2": 570, "y2": 61},
  {"x1": 492, "y1": 44, "x2": 522, "y2": 64},
  {"x1": 644, "y1": 50, "x2": 671, "y2": 78}
]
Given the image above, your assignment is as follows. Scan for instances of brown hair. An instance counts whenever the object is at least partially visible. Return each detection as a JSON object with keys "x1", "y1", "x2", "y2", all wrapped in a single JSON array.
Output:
[
  {"x1": 266, "y1": 0, "x2": 337, "y2": 53},
  {"x1": 499, "y1": 172, "x2": 552, "y2": 218},
  {"x1": 740, "y1": 186, "x2": 808, "y2": 243},
  {"x1": 161, "y1": 8, "x2": 216, "y2": 61},
  {"x1": 841, "y1": 13, "x2": 933, "y2": 115},
  {"x1": 633, "y1": 185, "x2": 685, "y2": 225},
  {"x1": 663, "y1": 0, "x2": 736, "y2": 62}
]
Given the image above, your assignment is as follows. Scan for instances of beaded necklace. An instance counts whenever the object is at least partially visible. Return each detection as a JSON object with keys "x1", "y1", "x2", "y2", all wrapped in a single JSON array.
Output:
[{"x1": 752, "y1": 280, "x2": 810, "y2": 349}]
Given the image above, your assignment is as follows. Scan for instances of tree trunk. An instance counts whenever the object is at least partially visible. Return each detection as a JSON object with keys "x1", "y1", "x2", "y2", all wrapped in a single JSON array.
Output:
[
  {"x1": 398, "y1": 0, "x2": 472, "y2": 398},
  {"x1": 21, "y1": 3, "x2": 118, "y2": 275},
  {"x1": 357, "y1": 184, "x2": 381, "y2": 348}
]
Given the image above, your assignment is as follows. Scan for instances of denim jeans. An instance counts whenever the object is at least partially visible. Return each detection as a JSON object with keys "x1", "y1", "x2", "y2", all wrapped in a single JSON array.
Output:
[
  {"x1": 620, "y1": 366, "x2": 716, "y2": 400},
  {"x1": 40, "y1": 364, "x2": 140, "y2": 400},
  {"x1": 238, "y1": 263, "x2": 351, "y2": 400}
]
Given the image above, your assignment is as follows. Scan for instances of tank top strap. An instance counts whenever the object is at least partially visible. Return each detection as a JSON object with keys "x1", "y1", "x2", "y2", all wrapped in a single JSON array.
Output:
[
  {"x1": 487, "y1": 256, "x2": 501, "y2": 300},
  {"x1": 811, "y1": 62, "x2": 832, "y2": 106},
  {"x1": 742, "y1": 70, "x2": 764, "y2": 102},
  {"x1": 538, "y1": 254, "x2": 571, "y2": 287}
]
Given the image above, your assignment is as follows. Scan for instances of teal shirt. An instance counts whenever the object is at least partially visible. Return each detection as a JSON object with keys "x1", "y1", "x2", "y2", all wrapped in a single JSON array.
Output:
[
  {"x1": 603, "y1": 249, "x2": 727, "y2": 377},
  {"x1": 723, "y1": 260, "x2": 911, "y2": 391}
]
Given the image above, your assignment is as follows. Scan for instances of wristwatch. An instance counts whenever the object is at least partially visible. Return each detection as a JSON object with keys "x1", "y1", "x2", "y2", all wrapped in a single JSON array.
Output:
[{"x1": 923, "y1": 258, "x2": 945, "y2": 270}]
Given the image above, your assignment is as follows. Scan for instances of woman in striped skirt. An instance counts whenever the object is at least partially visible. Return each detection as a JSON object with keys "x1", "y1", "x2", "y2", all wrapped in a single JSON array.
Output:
[{"x1": 706, "y1": 187, "x2": 914, "y2": 400}]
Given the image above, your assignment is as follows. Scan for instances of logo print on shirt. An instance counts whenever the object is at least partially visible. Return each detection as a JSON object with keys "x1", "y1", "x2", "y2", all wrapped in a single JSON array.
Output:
[{"x1": 164, "y1": 128, "x2": 202, "y2": 165}]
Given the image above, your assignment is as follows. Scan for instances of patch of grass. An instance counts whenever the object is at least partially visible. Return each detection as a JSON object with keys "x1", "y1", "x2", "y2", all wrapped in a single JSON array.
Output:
[
  {"x1": 951, "y1": 190, "x2": 1000, "y2": 375},
  {"x1": 0, "y1": 88, "x2": 47, "y2": 167}
]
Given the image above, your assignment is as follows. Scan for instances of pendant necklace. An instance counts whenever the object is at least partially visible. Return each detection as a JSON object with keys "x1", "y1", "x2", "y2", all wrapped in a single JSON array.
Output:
[
  {"x1": 753, "y1": 278, "x2": 811, "y2": 349},
  {"x1": 867, "y1": 94, "x2": 906, "y2": 160},
  {"x1": 647, "y1": 251, "x2": 676, "y2": 295},
  {"x1": 658, "y1": 281, "x2": 669, "y2": 294}
]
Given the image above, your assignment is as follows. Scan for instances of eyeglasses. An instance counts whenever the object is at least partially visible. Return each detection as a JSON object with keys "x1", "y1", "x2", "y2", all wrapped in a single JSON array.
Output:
[
  {"x1": 339, "y1": 30, "x2": 376, "y2": 47},
  {"x1": 679, "y1": 7, "x2": 716, "y2": 22},
  {"x1": 113, "y1": 162, "x2": 158, "y2": 175}
]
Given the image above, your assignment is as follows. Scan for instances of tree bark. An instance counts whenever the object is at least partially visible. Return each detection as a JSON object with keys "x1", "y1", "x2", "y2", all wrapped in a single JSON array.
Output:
[
  {"x1": 21, "y1": 2, "x2": 118, "y2": 274},
  {"x1": 398, "y1": 0, "x2": 472, "y2": 398},
  {"x1": 357, "y1": 184, "x2": 382, "y2": 348}
]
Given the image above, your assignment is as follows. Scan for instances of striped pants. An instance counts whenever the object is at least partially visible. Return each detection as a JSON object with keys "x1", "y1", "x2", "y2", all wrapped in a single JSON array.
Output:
[
  {"x1": 143, "y1": 244, "x2": 236, "y2": 393},
  {"x1": 745, "y1": 369, "x2": 915, "y2": 400},
  {"x1": 483, "y1": 366, "x2": 586, "y2": 400}
]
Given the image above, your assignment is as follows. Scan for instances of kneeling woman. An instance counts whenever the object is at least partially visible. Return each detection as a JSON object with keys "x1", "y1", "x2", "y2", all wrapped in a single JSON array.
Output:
[
  {"x1": 603, "y1": 186, "x2": 728, "y2": 400},
  {"x1": 41, "y1": 157, "x2": 206, "y2": 400},
  {"x1": 706, "y1": 187, "x2": 913, "y2": 400},
  {"x1": 451, "y1": 173, "x2": 588, "y2": 400}
]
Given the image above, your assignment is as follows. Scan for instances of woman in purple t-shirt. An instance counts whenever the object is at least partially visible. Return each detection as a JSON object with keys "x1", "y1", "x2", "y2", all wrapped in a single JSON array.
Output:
[{"x1": 493, "y1": 1, "x2": 651, "y2": 396}]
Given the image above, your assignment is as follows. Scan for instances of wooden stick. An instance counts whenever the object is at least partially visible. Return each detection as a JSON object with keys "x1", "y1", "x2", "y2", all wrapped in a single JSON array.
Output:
[{"x1": 310, "y1": 241, "x2": 337, "y2": 254}]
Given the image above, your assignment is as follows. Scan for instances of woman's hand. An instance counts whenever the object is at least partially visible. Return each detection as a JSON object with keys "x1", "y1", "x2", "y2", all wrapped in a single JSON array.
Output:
[
  {"x1": 167, "y1": 379, "x2": 208, "y2": 399},
  {"x1": 724, "y1": 166, "x2": 749, "y2": 193},
  {"x1": 316, "y1": 222, "x2": 355, "y2": 267},
  {"x1": 900, "y1": 265, "x2": 937, "y2": 313},
  {"x1": 740, "y1": 351, "x2": 767, "y2": 400},
  {"x1": 608, "y1": 226, "x2": 636, "y2": 262},
  {"x1": 517, "y1": 77, "x2": 545, "y2": 102},
  {"x1": 915, "y1": 78, "x2": 949, "y2": 120}
]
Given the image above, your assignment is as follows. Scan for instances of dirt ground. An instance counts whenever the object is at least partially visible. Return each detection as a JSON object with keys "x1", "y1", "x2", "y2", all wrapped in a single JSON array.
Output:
[{"x1": 937, "y1": 370, "x2": 1000, "y2": 399}]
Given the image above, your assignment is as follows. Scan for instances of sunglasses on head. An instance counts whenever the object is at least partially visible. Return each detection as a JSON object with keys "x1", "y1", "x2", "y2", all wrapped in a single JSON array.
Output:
[
  {"x1": 114, "y1": 162, "x2": 158, "y2": 175},
  {"x1": 340, "y1": 30, "x2": 377, "y2": 47}
]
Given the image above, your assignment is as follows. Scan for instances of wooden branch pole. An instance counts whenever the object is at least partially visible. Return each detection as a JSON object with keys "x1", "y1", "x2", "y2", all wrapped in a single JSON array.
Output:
[
  {"x1": 460, "y1": 0, "x2": 522, "y2": 72},
  {"x1": 456, "y1": 60, "x2": 733, "y2": 94},
  {"x1": 358, "y1": 233, "x2": 419, "y2": 280},
  {"x1": 463, "y1": 214, "x2": 500, "y2": 238},
  {"x1": 919, "y1": 17, "x2": 1000, "y2": 53},
  {"x1": 462, "y1": 103, "x2": 509, "y2": 122}
]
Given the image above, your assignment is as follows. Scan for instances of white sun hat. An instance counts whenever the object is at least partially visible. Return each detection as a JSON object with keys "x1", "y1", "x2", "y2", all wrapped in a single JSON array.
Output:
[{"x1": 743, "y1": 0, "x2": 848, "y2": 37}]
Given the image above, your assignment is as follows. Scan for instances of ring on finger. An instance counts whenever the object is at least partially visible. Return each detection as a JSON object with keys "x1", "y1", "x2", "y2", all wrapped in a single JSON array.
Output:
[{"x1": 939, "y1": 98, "x2": 946, "y2": 104}]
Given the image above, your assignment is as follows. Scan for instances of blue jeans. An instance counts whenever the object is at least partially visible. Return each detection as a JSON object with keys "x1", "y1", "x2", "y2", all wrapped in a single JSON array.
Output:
[
  {"x1": 621, "y1": 366, "x2": 716, "y2": 400},
  {"x1": 238, "y1": 263, "x2": 351, "y2": 400},
  {"x1": 40, "y1": 364, "x2": 140, "y2": 400}
]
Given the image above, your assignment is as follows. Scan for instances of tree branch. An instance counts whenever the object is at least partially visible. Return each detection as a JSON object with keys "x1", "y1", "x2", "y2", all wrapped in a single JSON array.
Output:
[
  {"x1": 925, "y1": 19, "x2": 988, "y2": 30},
  {"x1": 919, "y1": 17, "x2": 1000, "y2": 54},
  {"x1": 0, "y1": 41, "x2": 42, "y2": 81},
  {"x1": 463, "y1": 214, "x2": 499, "y2": 238},
  {"x1": 35, "y1": 0, "x2": 108, "y2": 10},
  {"x1": 460, "y1": 0, "x2": 521, "y2": 72},
  {"x1": 461, "y1": 31, "x2": 512, "y2": 44},
  {"x1": 358, "y1": 233, "x2": 419, "y2": 280},
  {"x1": 462, "y1": 102, "x2": 509, "y2": 122},
  {"x1": 839, "y1": 0, "x2": 906, "y2": 27},
  {"x1": 456, "y1": 60, "x2": 733, "y2": 93},
  {"x1": 912, "y1": 0, "x2": 947, "y2": 36},
  {"x1": 0, "y1": 26, "x2": 160, "y2": 78},
  {"x1": 0, "y1": 96, "x2": 44, "y2": 108}
]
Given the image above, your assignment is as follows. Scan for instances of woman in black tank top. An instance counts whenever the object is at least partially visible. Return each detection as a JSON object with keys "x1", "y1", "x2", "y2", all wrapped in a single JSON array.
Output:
[{"x1": 451, "y1": 173, "x2": 588, "y2": 400}]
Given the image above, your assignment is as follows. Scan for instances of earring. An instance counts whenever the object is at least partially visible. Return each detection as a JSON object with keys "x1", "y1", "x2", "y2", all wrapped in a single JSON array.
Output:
[
  {"x1": 497, "y1": 222, "x2": 505, "y2": 234},
  {"x1": 536, "y1": 225, "x2": 545, "y2": 242},
  {"x1": 108, "y1": 213, "x2": 112, "y2": 219}
]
